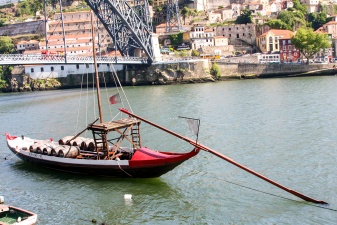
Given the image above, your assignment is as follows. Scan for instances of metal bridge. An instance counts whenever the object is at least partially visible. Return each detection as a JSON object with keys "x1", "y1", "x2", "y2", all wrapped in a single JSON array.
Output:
[
  {"x1": 0, "y1": 54, "x2": 148, "y2": 65},
  {"x1": 84, "y1": 0, "x2": 154, "y2": 63},
  {"x1": 0, "y1": 0, "x2": 156, "y2": 65}
]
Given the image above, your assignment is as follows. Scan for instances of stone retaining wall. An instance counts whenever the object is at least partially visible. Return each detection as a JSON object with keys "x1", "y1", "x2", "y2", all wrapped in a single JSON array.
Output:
[
  {"x1": 214, "y1": 62, "x2": 337, "y2": 79},
  {"x1": 6, "y1": 60, "x2": 337, "y2": 92}
]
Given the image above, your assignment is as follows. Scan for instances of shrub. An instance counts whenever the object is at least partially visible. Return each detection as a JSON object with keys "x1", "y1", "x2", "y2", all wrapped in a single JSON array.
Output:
[{"x1": 210, "y1": 62, "x2": 221, "y2": 79}]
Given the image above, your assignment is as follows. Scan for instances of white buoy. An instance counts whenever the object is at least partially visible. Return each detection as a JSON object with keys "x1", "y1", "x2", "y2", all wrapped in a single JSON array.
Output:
[
  {"x1": 124, "y1": 194, "x2": 132, "y2": 200},
  {"x1": 0, "y1": 196, "x2": 4, "y2": 204}
]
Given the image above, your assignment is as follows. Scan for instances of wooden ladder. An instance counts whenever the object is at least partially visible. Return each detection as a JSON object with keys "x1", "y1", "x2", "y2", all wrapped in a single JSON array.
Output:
[
  {"x1": 91, "y1": 130, "x2": 108, "y2": 159},
  {"x1": 131, "y1": 123, "x2": 141, "y2": 149}
]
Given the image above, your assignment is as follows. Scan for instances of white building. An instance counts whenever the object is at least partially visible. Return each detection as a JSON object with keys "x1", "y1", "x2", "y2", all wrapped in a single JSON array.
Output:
[
  {"x1": 24, "y1": 63, "x2": 123, "y2": 79},
  {"x1": 189, "y1": 25, "x2": 215, "y2": 50}
]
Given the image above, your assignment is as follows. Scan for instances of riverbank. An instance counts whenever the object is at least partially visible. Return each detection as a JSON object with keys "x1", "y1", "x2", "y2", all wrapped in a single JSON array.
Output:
[{"x1": 3, "y1": 60, "x2": 337, "y2": 92}]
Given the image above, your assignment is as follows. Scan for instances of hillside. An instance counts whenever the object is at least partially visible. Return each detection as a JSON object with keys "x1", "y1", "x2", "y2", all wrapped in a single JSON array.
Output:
[{"x1": 0, "y1": 0, "x2": 87, "y2": 26}]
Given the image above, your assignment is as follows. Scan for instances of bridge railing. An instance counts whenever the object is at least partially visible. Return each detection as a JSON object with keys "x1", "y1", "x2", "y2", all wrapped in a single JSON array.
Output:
[{"x1": 0, "y1": 54, "x2": 148, "y2": 65}]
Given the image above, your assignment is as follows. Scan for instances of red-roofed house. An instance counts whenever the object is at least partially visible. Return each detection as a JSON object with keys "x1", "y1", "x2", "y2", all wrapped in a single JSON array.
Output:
[{"x1": 256, "y1": 29, "x2": 293, "y2": 53}]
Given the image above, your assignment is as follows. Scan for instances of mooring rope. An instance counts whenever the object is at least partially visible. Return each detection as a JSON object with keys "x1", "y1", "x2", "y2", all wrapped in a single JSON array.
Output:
[
  {"x1": 180, "y1": 165, "x2": 337, "y2": 212},
  {"x1": 116, "y1": 159, "x2": 132, "y2": 177},
  {"x1": 1, "y1": 150, "x2": 20, "y2": 164}
]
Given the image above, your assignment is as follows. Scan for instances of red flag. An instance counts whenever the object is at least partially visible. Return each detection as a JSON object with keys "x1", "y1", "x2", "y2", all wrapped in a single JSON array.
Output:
[{"x1": 109, "y1": 93, "x2": 121, "y2": 104}]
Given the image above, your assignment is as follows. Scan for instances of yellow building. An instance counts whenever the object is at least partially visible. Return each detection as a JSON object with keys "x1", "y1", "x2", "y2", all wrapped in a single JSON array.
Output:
[{"x1": 256, "y1": 29, "x2": 293, "y2": 53}]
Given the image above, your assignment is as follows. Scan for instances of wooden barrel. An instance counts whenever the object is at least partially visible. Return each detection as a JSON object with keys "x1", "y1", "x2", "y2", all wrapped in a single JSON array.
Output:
[
  {"x1": 71, "y1": 137, "x2": 86, "y2": 147},
  {"x1": 30, "y1": 142, "x2": 48, "y2": 154},
  {"x1": 51, "y1": 145, "x2": 65, "y2": 156},
  {"x1": 58, "y1": 146, "x2": 80, "y2": 158},
  {"x1": 36, "y1": 144, "x2": 47, "y2": 154},
  {"x1": 58, "y1": 136, "x2": 74, "y2": 145},
  {"x1": 29, "y1": 143, "x2": 41, "y2": 153},
  {"x1": 42, "y1": 144, "x2": 57, "y2": 155},
  {"x1": 81, "y1": 138, "x2": 95, "y2": 151}
]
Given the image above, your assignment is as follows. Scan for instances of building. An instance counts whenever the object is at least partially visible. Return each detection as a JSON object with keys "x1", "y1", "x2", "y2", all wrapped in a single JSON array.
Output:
[
  {"x1": 303, "y1": 0, "x2": 320, "y2": 13},
  {"x1": 24, "y1": 63, "x2": 123, "y2": 79},
  {"x1": 279, "y1": 37, "x2": 301, "y2": 63},
  {"x1": 189, "y1": 25, "x2": 215, "y2": 50},
  {"x1": 16, "y1": 40, "x2": 40, "y2": 53},
  {"x1": 256, "y1": 29, "x2": 293, "y2": 53},
  {"x1": 220, "y1": 4, "x2": 241, "y2": 21},
  {"x1": 41, "y1": 11, "x2": 113, "y2": 55},
  {"x1": 214, "y1": 23, "x2": 256, "y2": 46},
  {"x1": 214, "y1": 36, "x2": 228, "y2": 47}
]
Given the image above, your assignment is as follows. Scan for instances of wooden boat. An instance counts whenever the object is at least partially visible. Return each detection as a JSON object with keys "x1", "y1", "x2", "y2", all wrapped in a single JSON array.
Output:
[
  {"x1": 5, "y1": 129, "x2": 199, "y2": 178},
  {"x1": 3, "y1": 11, "x2": 327, "y2": 204},
  {"x1": 0, "y1": 204, "x2": 37, "y2": 225}
]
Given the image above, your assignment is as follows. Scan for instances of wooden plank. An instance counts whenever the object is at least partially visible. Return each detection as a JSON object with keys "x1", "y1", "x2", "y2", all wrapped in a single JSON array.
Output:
[{"x1": 89, "y1": 118, "x2": 140, "y2": 132}]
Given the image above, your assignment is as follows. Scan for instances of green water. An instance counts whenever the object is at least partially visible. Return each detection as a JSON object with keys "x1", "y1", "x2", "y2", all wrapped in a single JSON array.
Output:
[{"x1": 0, "y1": 76, "x2": 337, "y2": 224}]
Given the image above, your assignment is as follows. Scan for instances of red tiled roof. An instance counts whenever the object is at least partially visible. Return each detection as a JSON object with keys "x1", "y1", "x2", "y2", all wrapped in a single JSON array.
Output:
[{"x1": 259, "y1": 29, "x2": 293, "y2": 38}]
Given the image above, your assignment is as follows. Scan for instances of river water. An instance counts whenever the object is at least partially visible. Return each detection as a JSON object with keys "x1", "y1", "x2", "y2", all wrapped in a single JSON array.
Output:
[{"x1": 1, "y1": 76, "x2": 337, "y2": 224}]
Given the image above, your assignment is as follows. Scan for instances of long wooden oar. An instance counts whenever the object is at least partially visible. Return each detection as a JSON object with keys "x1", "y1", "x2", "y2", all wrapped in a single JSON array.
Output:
[{"x1": 120, "y1": 108, "x2": 327, "y2": 204}]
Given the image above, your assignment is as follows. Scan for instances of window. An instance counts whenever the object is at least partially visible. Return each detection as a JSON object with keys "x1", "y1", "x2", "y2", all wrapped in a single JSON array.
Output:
[
  {"x1": 61, "y1": 66, "x2": 64, "y2": 70},
  {"x1": 76, "y1": 64, "x2": 80, "y2": 69},
  {"x1": 31, "y1": 68, "x2": 34, "y2": 72},
  {"x1": 41, "y1": 67, "x2": 44, "y2": 72},
  {"x1": 51, "y1": 67, "x2": 54, "y2": 71}
]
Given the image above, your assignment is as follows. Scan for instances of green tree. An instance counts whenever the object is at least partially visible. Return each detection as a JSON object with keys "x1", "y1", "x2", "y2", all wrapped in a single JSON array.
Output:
[
  {"x1": 181, "y1": 6, "x2": 189, "y2": 25},
  {"x1": 308, "y1": 12, "x2": 328, "y2": 30},
  {"x1": 293, "y1": 0, "x2": 307, "y2": 15},
  {"x1": 180, "y1": 50, "x2": 190, "y2": 57},
  {"x1": 235, "y1": 8, "x2": 252, "y2": 24},
  {"x1": 0, "y1": 66, "x2": 12, "y2": 91},
  {"x1": 211, "y1": 62, "x2": 221, "y2": 79},
  {"x1": 291, "y1": 27, "x2": 330, "y2": 64},
  {"x1": 169, "y1": 33, "x2": 183, "y2": 46},
  {"x1": 0, "y1": 36, "x2": 14, "y2": 54},
  {"x1": 191, "y1": 49, "x2": 200, "y2": 57},
  {"x1": 266, "y1": 19, "x2": 290, "y2": 30}
]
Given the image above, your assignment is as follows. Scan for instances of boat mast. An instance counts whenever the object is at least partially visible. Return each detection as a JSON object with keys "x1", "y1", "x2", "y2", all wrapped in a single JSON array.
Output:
[
  {"x1": 44, "y1": 0, "x2": 48, "y2": 51},
  {"x1": 59, "y1": 0, "x2": 67, "y2": 63},
  {"x1": 91, "y1": 12, "x2": 104, "y2": 123}
]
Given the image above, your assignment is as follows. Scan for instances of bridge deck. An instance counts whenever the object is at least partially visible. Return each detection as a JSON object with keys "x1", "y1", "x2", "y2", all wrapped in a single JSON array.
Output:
[{"x1": 0, "y1": 54, "x2": 148, "y2": 65}]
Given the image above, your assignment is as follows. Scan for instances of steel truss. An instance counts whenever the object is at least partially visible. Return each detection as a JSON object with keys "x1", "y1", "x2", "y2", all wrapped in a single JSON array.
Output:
[
  {"x1": 166, "y1": 0, "x2": 182, "y2": 33},
  {"x1": 84, "y1": 0, "x2": 154, "y2": 63}
]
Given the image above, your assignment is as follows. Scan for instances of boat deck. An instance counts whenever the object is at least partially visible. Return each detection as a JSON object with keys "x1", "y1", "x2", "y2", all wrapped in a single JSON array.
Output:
[{"x1": 88, "y1": 117, "x2": 140, "y2": 132}]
